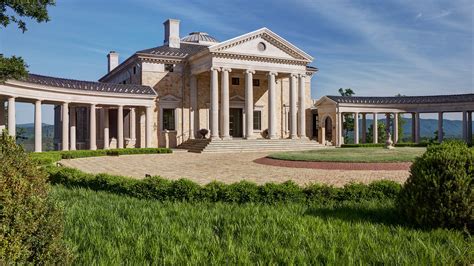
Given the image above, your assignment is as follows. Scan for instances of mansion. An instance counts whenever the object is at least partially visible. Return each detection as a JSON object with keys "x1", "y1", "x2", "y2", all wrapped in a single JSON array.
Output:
[{"x1": 0, "y1": 18, "x2": 472, "y2": 152}]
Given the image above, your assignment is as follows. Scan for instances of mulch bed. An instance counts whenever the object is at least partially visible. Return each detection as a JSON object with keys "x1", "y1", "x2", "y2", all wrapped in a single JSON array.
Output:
[{"x1": 254, "y1": 157, "x2": 411, "y2": 171}]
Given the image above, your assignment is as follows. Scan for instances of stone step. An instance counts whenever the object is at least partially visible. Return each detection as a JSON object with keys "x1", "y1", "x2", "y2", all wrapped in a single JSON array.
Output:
[{"x1": 179, "y1": 138, "x2": 325, "y2": 153}]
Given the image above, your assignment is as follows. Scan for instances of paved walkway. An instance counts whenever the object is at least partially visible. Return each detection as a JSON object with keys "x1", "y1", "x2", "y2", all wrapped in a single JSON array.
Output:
[
  {"x1": 254, "y1": 157, "x2": 412, "y2": 170},
  {"x1": 61, "y1": 152, "x2": 410, "y2": 187}
]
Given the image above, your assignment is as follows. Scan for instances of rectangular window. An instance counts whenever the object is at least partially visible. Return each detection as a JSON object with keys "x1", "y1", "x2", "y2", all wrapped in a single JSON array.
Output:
[
  {"x1": 133, "y1": 66, "x2": 137, "y2": 75},
  {"x1": 165, "y1": 64, "x2": 174, "y2": 72},
  {"x1": 253, "y1": 111, "x2": 261, "y2": 130},
  {"x1": 231, "y1": 77, "x2": 240, "y2": 85},
  {"x1": 253, "y1": 79, "x2": 260, "y2": 87},
  {"x1": 162, "y1": 109, "x2": 175, "y2": 131}
]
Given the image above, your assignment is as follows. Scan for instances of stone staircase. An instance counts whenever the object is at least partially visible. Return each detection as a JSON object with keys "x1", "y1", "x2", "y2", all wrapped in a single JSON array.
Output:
[{"x1": 177, "y1": 138, "x2": 325, "y2": 153}]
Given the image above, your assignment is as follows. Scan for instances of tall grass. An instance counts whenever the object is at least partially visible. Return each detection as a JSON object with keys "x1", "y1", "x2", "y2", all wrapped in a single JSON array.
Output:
[{"x1": 52, "y1": 186, "x2": 472, "y2": 265}]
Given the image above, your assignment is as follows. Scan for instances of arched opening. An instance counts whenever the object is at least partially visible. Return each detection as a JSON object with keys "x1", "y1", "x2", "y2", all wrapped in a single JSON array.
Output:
[{"x1": 325, "y1": 116, "x2": 332, "y2": 143}]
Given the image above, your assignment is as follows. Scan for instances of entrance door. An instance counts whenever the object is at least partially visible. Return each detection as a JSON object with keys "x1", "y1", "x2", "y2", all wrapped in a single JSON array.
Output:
[
  {"x1": 325, "y1": 116, "x2": 332, "y2": 141},
  {"x1": 229, "y1": 108, "x2": 243, "y2": 137}
]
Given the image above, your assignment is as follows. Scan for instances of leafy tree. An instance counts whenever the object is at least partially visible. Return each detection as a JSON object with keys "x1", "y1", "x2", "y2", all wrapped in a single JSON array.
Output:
[
  {"x1": 366, "y1": 122, "x2": 386, "y2": 143},
  {"x1": 338, "y1": 88, "x2": 355, "y2": 142},
  {"x1": 0, "y1": 0, "x2": 55, "y2": 81}
]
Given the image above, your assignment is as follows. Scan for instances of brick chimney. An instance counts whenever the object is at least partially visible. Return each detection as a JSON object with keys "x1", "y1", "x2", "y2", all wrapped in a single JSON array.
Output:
[
  {"x1": 107, "y1": 51, "x2": 119, "y2": 73},
  {"x1": 163, "y1": 19, "x2": 180, "y2": 48}
]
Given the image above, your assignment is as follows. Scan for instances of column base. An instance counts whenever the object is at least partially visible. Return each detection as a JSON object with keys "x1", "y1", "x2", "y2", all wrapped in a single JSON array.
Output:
[
  {"x1": 289, "y1": 134, "x2": 298, "y2": 139},
  {"x1": 245, "y1": 135, "x2": 257, "y2": 140},
  {"x1": 211, "y1": 136, "x2": 220, "y2": 140},
  {"x1": 221, "y1": 136, "x2": 231, "y2": 140},
  {"x1": 299, "y1": 136, "x2": 309, "y2": 141},
  {"x1": 268, "y1": 135, "x2": 279, "y2": 140}
]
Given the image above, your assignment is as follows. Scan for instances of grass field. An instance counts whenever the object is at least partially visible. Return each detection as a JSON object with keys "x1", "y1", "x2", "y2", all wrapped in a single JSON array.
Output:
[
  {"x1": 52, "y1": 186, "x2": 472, "y2": 264},
  {"x1": 269, "y1": 147, "x2": 426, "y2": 163}
]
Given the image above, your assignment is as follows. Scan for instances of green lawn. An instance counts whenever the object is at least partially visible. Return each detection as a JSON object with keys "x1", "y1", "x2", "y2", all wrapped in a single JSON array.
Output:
[
  {"x1": 52, "y1": 186, "x2": 472, "y2": 265},
  {"x1": 269, "y1": 147, "x2": 426, "y2": 163}
]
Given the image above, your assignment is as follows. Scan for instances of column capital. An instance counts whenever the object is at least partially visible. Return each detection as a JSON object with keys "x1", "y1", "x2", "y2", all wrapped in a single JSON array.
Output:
[
  {"x1": 221, "y1": 67, "x2": 232, "y2": 72},
  {"x1": 244, "y1": 69, "x2": 255, "y2": 74},
  {"x1": 210, "y1": 66, "x2": 221, "y2": 72},
  {"x1": 298, "y1": 73, "x2": 306, "y2": 78},
  {"x1": 267, "y1": 71, "x2": 278, "y2": 77},
  {"x1": 35, "y1": 99, "x2": 43, "y2": 103},
  {"x1": 290, "y1": 73, "x2": 299, "y2": 78}
]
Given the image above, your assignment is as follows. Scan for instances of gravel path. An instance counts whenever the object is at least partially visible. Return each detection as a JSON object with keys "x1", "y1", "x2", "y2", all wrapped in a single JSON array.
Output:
[{"x1": 61, "y1": 151, "x2": 410, "y2": 187}]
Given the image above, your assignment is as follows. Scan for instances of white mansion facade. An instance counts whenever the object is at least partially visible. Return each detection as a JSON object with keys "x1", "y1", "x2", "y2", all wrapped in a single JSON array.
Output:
[{"x1": 0, "y1": 18, "x2": 472, "y2": 152}]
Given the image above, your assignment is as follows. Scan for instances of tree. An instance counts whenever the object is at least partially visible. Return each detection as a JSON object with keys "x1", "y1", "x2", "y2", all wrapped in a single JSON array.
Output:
[
  {"x1": 0, "y1": 0, "x2": 55, "y2": 81},
  {"x1": 338, "y1": 88, "x2": 355, "y2": 142},
  {"x1": 366, "y1": 122, "x2": 386, "y2": 144}
]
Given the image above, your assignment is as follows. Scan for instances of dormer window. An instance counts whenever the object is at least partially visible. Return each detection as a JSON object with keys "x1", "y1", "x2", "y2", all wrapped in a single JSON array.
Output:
[{"x1": 165, "y1": 64, "x2": 174, "y2": 72}]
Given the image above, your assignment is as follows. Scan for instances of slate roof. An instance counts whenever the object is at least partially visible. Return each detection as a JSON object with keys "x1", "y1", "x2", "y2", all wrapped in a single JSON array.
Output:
[
  {"x1": 326, "y1": 94, "x2": 474, "y2": 105},
  {"x1": 136, "y1": 43, "x2": 209, "y2": 59},
  {"x1": 21, "y1": 74, "x2": 157, "y2": 96}
]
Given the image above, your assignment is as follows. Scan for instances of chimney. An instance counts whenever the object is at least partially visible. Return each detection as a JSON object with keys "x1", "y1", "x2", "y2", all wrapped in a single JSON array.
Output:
[
  {"x1": 107, "y1": 51, "x2": 119, "y2": 73},
  {"x1": 163, "y1": 19, "x2": 180, "y2": 48}
]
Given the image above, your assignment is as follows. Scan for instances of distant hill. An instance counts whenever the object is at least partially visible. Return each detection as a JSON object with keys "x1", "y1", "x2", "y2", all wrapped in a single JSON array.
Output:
[
  {"x1": 16, "y1": 123, "x2": 55, "y2": 151},
  {"x1": 364, "y1": 118, "x2": 464, "y2": 139}
]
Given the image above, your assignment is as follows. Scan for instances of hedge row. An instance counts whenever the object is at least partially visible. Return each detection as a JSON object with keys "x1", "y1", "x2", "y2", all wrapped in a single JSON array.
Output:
[
  {"x1": 30, "y1": 148, "x2": 172, "y2": 166},
  {"x1": 341, "y1": 142, "x2": 436, "y2": 148},
  {"x1": 47, "y1": 166, "x2": 402, "y2": 204}
]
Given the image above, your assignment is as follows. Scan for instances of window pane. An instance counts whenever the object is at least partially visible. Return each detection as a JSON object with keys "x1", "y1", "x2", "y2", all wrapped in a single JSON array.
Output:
[
  {"x1": 253, "y1": 111, "x2": 261, "y2": 130},
  {"x1": 163, "y1": 109, "x2": 175, "y2": 130},
  {"x1": 231, "y1": 77, "x2": 240, "y2": 85},
  {"x1": 253, "y1": 79, "x2": 260, "y2": 86}
]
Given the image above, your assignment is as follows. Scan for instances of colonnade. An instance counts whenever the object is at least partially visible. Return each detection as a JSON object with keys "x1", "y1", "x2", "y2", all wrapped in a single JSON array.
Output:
[
  {"x1": 337, "y1": 111, "x2": 473, "y2": 145},
  {"x1": 192, "y1": 67, "x2": 307, "y2": 140},
  {"x1": 0, "y1": 97, "x2": 154, "y2": 152}
]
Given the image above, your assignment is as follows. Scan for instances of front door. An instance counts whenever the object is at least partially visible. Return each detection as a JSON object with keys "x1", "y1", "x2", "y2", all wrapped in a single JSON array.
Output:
[{"x1": 229, "y1": 108, "x2": 243, "y2": 137}]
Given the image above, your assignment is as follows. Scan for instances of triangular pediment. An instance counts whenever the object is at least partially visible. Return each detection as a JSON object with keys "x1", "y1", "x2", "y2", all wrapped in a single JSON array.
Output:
[
  {"x1": 160, "y1": 94, "x2": 181, "y2": 102},
  {"x1": 229, "y1": 95, "x2": 245, "y2": 102},
  {"x1": 209, "y1": 28, "x2": 313, "y2": 62}
]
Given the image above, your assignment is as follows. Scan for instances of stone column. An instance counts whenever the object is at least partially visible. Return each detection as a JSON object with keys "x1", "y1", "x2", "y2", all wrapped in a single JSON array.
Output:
[
  {"x1": 34, "y1": 100, "x2": 42, "y2": 152},
  {"x1": 103, "y1": 108, "x2": 109, "y2": 149},
  {"x1": 415, "y1": 112, "x2": 420, "y2": 144},
  {"x1": 117, "y1": 105, "x2": 124, "y2": 149},
  {"x1": 89, "y1": 104, "x2": 97, "y2": 150},
  {"x1": 245, "y1": 70, "x2": 255, "y2": 139},
  {"x1": 411, "y1": 113, "x2": 416, "y2": 142},
  {"x1": 267, "y1": 72, "x2": 278, "y2": 139},
  {"x1": 61, "y1": 102, "x2": 69, "y2": 151},
  {"x1": 373, "y1": 113, "x2": 378, "y2": 144},
  {"x1": 336, "y1": 112, "x2": 343, "y2": 146},
  {"x1": 289, "y1": 74, "x2": 298, "y2": 139},
  {"x1": 145, "y1": 106, "x2": 152, "y2": 148},
  {"x1": 393, "y1": 113, "x2": 399, "y2": 144},
  {"x1": 0, "y1": 100, "x2": 5, "y2": 131},
  {"x1": 468, "y1": 111, "x2": 472, "y2": 145},
  {"x1": 210, "y1": 67, "x2": 220, "y2": 139},
  {"x1": 70, "y1": 107, "x2": 76, "y2": 151},
  {"x1": 189, "y1": 74, "x2": 197, "y2": 139},
  {"x1": 298, "y1": 74, "x2": 307, "y2": 139},
  {"x1": 438, "y1": 112, "x2": 443, "y2": 143},
  {"x1": 354, "y1": 112, "x2": 359, "y2": 144},
  {"x1": 130, "y1": 107, "x2": 136, "y2": 141},
  {"x1": 220, "y1": 68, "x2": 231, "y2": 139},
  {"x1": 361, "y1": 113, "x2": 366, "y2": 143},
  {"x1": 7, "y1": 97, "x2": 15, "y2": 137},
  {"x1": 462, "y1": 111, "x2": 467, "y2": 142}
]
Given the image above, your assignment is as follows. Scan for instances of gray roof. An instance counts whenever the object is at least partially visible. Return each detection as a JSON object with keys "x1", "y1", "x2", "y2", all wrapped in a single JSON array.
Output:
[
  {"x1": 326, "y1": 94, "x2": 474, "y2": 105},
  {"x1": 306, "y1": 65, "x2": 318, "y2": 72},
  {"x1": 136, "y1": 43, "x2": 208, "y2": 59},
  {"x1": 22, "y1": 74, "x2": 156, "y2": 95},
  {"x1": 181, "y1": 32, "x2": 219, "y2": 43}
]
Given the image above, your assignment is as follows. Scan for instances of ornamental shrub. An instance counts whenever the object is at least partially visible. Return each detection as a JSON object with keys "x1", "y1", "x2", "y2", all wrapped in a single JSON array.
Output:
[
  {"x1": 259, "y1": 181, "x2": 304, "y2": 203},
  {"x1": 397, "y1": 141, "x2": 474, "y2": 232},
  {"x1": 0, "y1": 133, "x2": 71, "y2": 263}
]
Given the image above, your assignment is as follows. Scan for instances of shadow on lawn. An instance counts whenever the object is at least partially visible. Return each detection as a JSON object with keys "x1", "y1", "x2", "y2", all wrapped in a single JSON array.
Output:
[{"x1": 304, "y1": 204, "x2": 406, "y2": 227}]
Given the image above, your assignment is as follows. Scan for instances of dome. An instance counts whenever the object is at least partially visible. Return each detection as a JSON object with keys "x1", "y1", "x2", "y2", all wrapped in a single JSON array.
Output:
[{"x1": 181, "y1": 32, "x2": 219, "y2": 44}]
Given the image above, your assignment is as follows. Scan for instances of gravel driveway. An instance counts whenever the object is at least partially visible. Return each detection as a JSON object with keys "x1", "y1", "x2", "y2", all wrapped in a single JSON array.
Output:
[{"x1": 60, "y1": 151, "x2": 410, "y2": 187}]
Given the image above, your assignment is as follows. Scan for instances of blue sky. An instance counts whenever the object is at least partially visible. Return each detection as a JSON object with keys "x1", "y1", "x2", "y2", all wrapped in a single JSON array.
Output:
[{"x1": 1, "y1": 0, "x2": 472, "y2": 124}]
